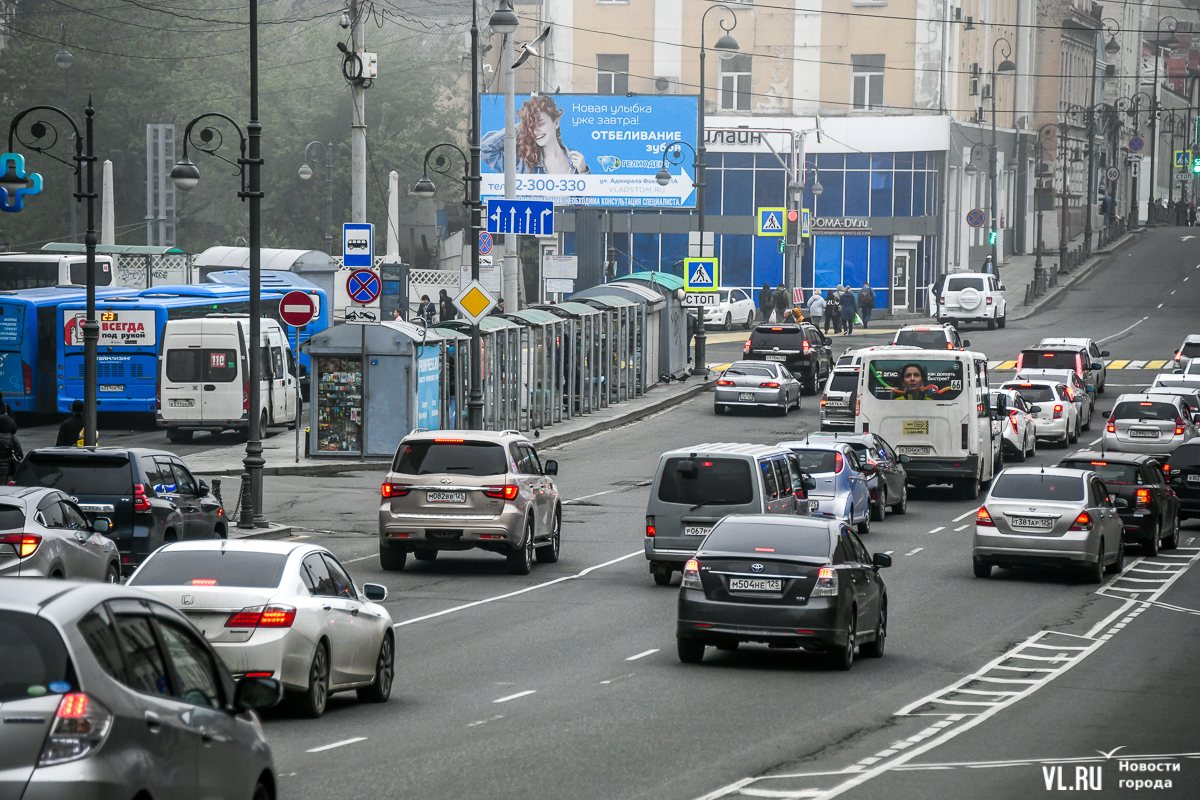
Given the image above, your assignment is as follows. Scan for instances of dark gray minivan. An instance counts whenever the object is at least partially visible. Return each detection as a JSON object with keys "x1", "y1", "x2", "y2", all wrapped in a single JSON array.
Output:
[{"x1": 644, "y1": 443, "x2": 814, "y2": 586}]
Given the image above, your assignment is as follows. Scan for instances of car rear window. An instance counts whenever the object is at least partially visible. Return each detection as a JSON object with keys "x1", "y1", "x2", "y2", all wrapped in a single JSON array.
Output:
[
  {"x1": 1111, "y1": 401, "x2": 1179, "y2": 421},
  {"x1": 128, "y1": 551, "x2": 289, "y2": 588},
  {"x1": 1060, "y1": 461, "x2": 1139, "y2": 485},
  {"x1": 990, "y1": 473, "x2": 1084, "y2": 501},
  {"x1": 0, "y1": 611, "x2": 75, "y2": 703},
  {"x1": 702, "y1": 521, "x2": 831, "y2": 558},
  {"x1": 1181, "y1": 342, "x2": 1200, "y2": 357},
  {"x1": 1020, "y1": 351, "x2": 1079, "y2": 372},
  {"x1": 946, "y1": 277, "x2": 984, "y2": 291},
  {"x1": 1147, "y1": 391, "x2": 1200, "y2": 412},
  {"x1": 725, "y1": 366, "x2": 774, "y2": 378},
  {"x1": 0, "y1": 504, "x2": 24, "y2": 531},
  {"x1": 394, "y1": 441, "x2": 508, "y2": 476},
  {"x1": 828, "y1": 372, "x2": 858, "y2": 392},
  {"x1": 165, "y1": 349, "x2": 239, "y2": 383},
  {"x1": 894, "y1": 330, "x2": 950, "y2": 349},
  {"x1": 789, "y1": 449, "x2": 841, "y2": 474},
  {"x1": 14, "y1": 456, "x2": 133, "y2": 495},
  {"x1": 1169, "y1": 444, "x2": 1200, "y2": 469},
  {"x1": 1006, "y1": 384, "x2": 1055, "y2": 403},
  {"x1": 657, "y1": 457, "x2": 754, "y2": 506}
]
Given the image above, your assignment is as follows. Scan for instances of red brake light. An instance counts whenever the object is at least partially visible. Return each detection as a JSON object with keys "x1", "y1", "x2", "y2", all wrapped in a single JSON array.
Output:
[
  {"x1": 483, "y1": 484, "x2": 519, "y2": 500},
  {"x1": 803, "y1": 340, "x2": 812, "y2": 355},
  {"x1": 946, "y1": 342, "x2": 954, "y2": 349},
  {"x1": 1107, "y1": 423, "x2": 1116, "y2": 433},
  {"x1": 760, "y1": 382, "x2": 780, "y2": 388},
  {"x1": 976, "y1": 506, "x2": 995, "y2": 526},
  {"x1": 56, "y1": 693, "x2": 89, "y2": 719},
  {"x1": 646, "y1": 525, "x2": 656, "y2": 537},
  {"x1": 1075, "y1": 354, "x2": 1084, "y2": 378},
  {"x1": 0, "y1": 533, "x2": 41, "y2": 557},
  {"x1": 381, "y1": 483, "x2": 411, "y2": 498},
  {"x1": 1053, "y1": 404, "x2": 1064, "y2": 419},
  {"x1": 717, "y1": 379, "x2": 735, "y2": 386},
  {"x1": 685, "y1": 558, "x2": 699, "y2": 572},
  {"x1": 434, "y1": 437, "x2": 464, "y2": 443},
  {"x1": 1070, "y1": 512, "x2": 1093, "y2": 531},
  {"x1": 743, "y1": 339, "x2": 751, "y2": 354},
  {"x1": 1136, "y1": 488, "x2": 1151, "y2": 507},
  {"x1": 821, "y1": 397, "x2": 827, "y2": 407},
  {"x1": 21, "y1": 361, "x2": 31, "y2": 395},
  {"x1": 754, "y1": 547, "x2": 775, "y2": 552},
  {"x1": 258, "y1": 606, "x2": 297, "y2": 627},
  {"x1": 818, "y1": 567, "x2": 835, "y2": 579},
  {"x1": 1015, "y1": 354, "x2": 1024, "y2": 370},
  {"x1": 1090, "y1": 461, "x2": 1107, "y2": 465},
  {"x1": 224, "y1": 610, "x2": 261, "y2": 628},
  {"x1": 986, "y1": 296, "x2": 993, "y2": 305},
  {"x1": 133, "y1": 484, "x2": 152, "y2": 512},
  {"x1": 190, "y1": 579, "x2": 217, "y2": 586},
  {"x1": 770, "y1": 327, "x2": 782, "y2": 331},
  {"x1": 1176, "y1": 426, "x2": 1185, "y2": 436},
  {"x1": 834, "y1": 452, "x2": 844, "y2": 473}
]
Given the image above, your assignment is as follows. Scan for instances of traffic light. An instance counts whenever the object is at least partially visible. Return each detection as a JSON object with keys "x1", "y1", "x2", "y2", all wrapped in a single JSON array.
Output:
[
  {"x1": 1192, "y1": 156, "x2": 1200, "y2": 174},
  {"x1": 989, "y1": 230, "x2": 997, "y2": 245},
  {"x1": 786, "y1": 208, "x2": 800, "y2": 246}
]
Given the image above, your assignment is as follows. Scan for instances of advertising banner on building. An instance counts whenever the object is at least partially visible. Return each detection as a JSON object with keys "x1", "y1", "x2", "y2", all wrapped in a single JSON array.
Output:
[
  {"x1": 416, "y1": 345, "x2": 441, "y2": 431},
  {"x1": 479, "y1": 94, "x2": 698, "y2": 208}
]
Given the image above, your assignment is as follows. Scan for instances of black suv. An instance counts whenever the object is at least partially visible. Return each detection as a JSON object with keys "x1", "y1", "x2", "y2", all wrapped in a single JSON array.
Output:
[
  {"x1": 1060, "y1": 450, "x2": 1180, "y2": 555},
  {"x1": 12, "y1": 447, "x2": 227, "y2": 575},
  {"x1": 743, "y1": 322, "x2": 833, "y2": 394},
  {"x1": 1167, "y1": 441, "x2": 1200, "y2": 523}
]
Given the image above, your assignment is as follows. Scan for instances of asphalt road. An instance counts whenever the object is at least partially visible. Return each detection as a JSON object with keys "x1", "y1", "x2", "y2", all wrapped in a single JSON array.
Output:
[{"x1": 241, "y1": 229, "x2": 1200, "y2": 800}]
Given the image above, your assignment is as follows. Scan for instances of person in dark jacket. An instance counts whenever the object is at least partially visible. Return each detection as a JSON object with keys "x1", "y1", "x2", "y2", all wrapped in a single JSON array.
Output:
[
  {"x1": 438, "y1": 289, "x2": 456, "y2": 322},
  {"x1": 772, "y1": 284, "x2": 789, "y2": 323},
  {"x1": 416, "y1": 294, "x2": 436, "y2": 324},
  {"x1": 0, "y1": 414, "x2": 22, "y2": 483},
  {"x1": 823, "y1": 289, "x2": 839, "y2": 334},
  {"x1": 757, "y1": 283, "x2": 772, "y2": 323},
  {"x1": 839, "y1": 286, "x2": 857, "y2": 335},
  {"x1": 56, "y1": 400, "x2": 86, "y2": 447},
  {"x1": 859, "y1": 282, "x2": 875, "y2": 328}
]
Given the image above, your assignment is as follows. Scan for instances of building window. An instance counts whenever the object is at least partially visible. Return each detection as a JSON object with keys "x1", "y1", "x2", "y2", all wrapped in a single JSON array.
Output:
[
  {"x1": 597, "y1": 54, "x2": 629, "y2": 95},
  {"x1": 852, "y1": 55, "x2": 885, "y2": 111},
  {"x1": 720, "y1": 54, "x2": 752, "y2": 111}
]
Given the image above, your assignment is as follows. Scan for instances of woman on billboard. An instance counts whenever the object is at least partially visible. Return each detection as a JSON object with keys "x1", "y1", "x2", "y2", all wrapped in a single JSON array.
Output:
[{"x1": 482, "y1": 96, "x2": 590, "y2": 175}]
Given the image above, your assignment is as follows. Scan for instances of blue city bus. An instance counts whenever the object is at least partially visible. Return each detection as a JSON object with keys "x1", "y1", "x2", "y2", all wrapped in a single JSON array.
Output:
[
  {"x1": 57, "y1": 283, "x2": 330, "y2": 413},
  {"x1": 0, "y1": 286, "x2": 130, "y2": 414}
]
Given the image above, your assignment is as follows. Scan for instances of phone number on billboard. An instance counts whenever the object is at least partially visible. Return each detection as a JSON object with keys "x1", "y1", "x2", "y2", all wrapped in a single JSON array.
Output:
[{"x1": 515, "y1": 177, "x2": 587, "y2": 192}]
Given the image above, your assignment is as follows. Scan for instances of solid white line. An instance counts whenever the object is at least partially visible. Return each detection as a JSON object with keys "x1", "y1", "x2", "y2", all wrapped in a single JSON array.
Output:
[
  {"x1": 563, "y1": 489, "x2": 618, "y2": 505},
  {"x1": 341, "y1": 554, "x2": 375, "y2": 564},
  {"x1": 953, "y1": 509, "x2": 979, "y2": 522},
  {"x1": 904, "y1": 548, "x2": 924, "y2": 556},
  {"x1": 307, "y1": 737, "x2": 367, "y2": 753},
  {"x1": 494, "y1": 690, "x2": 536, "y2": 704},
  {"x1": 691, "y1": 777, "x2": 757, "y2": 800},
  {"x1": 392, "y1": 550, "x2": 642, "y2": 628},
  {"x1": 1088, "y1": 437, "x2": 1102, "y2": 445},
  {"x1": 929, "y1": 527, "x2": 945, "y2": 534},
  {"x1": 1096, "y1": 316, "x2": 1149, "y2": 345},
  {"x1": 626, "y1": 648, "x2": 659, "y2": 661}
]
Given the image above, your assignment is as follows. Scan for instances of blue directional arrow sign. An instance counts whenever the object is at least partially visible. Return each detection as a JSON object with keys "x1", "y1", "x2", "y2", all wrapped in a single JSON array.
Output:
[{"x1": 487, "y1": 199, "x2": 555, "y2": 235}]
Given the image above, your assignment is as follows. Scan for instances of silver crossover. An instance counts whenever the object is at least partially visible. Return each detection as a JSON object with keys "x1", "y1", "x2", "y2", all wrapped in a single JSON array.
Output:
[
  {"x1": 715, "y1": 361, "x2": 802, "y2": 415},
  {"x1": 972, "y1": 467, "x2": 1126, "y2": 581},
  {"x1": 1102, "y1": 393, "x2": 1198, "y2": 456},
  {"x1": 0, "y1": 486, "x2": 120, "y2": 583},
  {"x1": 0, "y1": 580, "x2": 281, "y2": 799}
]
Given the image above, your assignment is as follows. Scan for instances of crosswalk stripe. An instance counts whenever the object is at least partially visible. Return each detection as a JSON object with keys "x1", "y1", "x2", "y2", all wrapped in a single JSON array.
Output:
[
  {"x1": 987, "y1": 360, "x2": 1003, "y2": 370},
  {"x1": 1108, "y1": 359, "x2": 1131, "y2": 369},
  {"x1": 996, "y1": 360, "x2": 1016, "y2": 370},
  {"x1": 1127, "y1": 360, "x2": 1147, "y2": 370},
  {"x1": 1146, "y1": 360, "x2": 1169, "y2": 370}
]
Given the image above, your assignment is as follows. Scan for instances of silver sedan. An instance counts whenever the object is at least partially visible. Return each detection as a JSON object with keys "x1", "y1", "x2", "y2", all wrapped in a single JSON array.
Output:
[
  {"x1": 715, "y1": 361, "x2": 802, "y2": 415},
  {"x1": 0, "y1": 486, "x2": 120, "y2": 583},
  {"x1": 972, "y1": 466, "x2": 1126, "y2": 582}
]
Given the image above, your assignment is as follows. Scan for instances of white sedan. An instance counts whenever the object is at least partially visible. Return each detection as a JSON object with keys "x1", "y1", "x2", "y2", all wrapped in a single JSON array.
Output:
[
  {"x1": 703, "y1": 288, "x2": 757, "y2": 330},
  {"x1": 990, "y1": 388, "x2": 1037, "y2": 461},
  {"x1": 128, "y1": 539, "x2": 394, "y2": 718}
]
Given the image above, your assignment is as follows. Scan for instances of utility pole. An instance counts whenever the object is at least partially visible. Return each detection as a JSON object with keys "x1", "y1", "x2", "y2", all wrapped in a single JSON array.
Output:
[
  {"x1": 350, "y1": 0, "x2": 367, "y2": 223},
  {"x1": 502, "y1": 31, "x2": 520, "y2": 309}
]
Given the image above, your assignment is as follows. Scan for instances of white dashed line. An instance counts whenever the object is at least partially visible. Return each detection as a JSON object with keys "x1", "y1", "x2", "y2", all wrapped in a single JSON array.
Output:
[
  {"x1": 884, "y1": 550, "x2": 894, "y2": 555},
  {"x1": 467, "y1": 715, "x2": 504, "y2": 728},
  {"x1": 904, "y1": 548, "x2": 924, "y2": 556},
  {"x1": 1172, "y1": 290, "x2": 1177, "y2": 295},
  {"x1": 341, "y1": 554, "x2": 376, "y2": 564},
  {"x1": 494, "y1": 690, "x2": 537, "y2": 704},
  {"x1": 953, "y1": 509, "x2": 979, "y2": 522},
  {"x1": 563, "y1": 489, "x2": 618, "y2": 504},
  {"x1": 1158, "y1": 303, "x2": 1164, "y2": 308},
  {"x1": 929, "y1": 527, "x2": 945, "y2": 534},
  {"x1": 1188, "y1": 537, "x2": 1195, "y2": 545},
  {"x1": 1089, "y1": 437, "x2": 1102, "y2": 446},
  {"x1": 954, "y1": 524, "x2": 969, "y2": 532},
  {"x1": 626, "y1": 649, "x2": 659, "y2": 661},
  {"x1": 307, "y1": 737, "x2": 367, "y2": 753}
]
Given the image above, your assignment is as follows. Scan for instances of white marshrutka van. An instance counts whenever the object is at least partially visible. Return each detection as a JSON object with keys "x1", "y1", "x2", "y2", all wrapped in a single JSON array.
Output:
[
  {"x1": 156, "y1": 316, "x2": 299, "y2": 442},
  {"x1": 855, "y1": 347, "x2": 1001, "y2": 499}
]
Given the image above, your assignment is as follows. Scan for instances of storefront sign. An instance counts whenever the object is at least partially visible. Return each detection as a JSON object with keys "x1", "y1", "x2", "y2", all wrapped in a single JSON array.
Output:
[{"x1": 811, "y1": 217, "x2": 872, "y2": 236}]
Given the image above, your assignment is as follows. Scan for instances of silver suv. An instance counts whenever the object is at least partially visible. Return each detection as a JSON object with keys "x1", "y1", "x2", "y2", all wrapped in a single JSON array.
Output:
[{"x1": 378, "y1": 430, "x2": 561, "y2": 574}]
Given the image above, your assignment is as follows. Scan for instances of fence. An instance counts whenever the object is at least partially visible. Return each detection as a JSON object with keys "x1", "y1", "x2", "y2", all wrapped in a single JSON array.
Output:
[{"x1": 114, "y1": 253, "x2": 192, "y2": 288}]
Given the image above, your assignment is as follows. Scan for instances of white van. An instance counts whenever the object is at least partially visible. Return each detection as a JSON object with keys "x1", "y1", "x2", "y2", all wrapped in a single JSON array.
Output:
[
  {"x1": 855, "y1": 347, "x2": 1002, "y2": 498},
  {"x1": 156, "y1": 316, "x2": 299, "y2": 442}
]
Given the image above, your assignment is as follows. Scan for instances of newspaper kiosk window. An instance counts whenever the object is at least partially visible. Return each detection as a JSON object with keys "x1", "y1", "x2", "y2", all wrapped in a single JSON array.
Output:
[{"x1": 867, "y1": 359, "x2": 964, "y2": 401}]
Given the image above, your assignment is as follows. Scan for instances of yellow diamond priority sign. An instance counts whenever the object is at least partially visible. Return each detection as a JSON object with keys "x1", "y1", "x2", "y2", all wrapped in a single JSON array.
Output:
[{"x1": 454, "y1": 280, "x2": 497, "y2": 324}]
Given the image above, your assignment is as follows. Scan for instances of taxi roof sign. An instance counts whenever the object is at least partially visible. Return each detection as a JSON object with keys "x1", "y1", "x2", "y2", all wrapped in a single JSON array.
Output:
[{"x1": 684, "y1": 257, "x2": 719, "y2": 292}]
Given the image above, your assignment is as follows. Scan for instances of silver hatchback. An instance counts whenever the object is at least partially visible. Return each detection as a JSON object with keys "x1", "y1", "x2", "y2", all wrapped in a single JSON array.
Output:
[
  {"x1": 0, "y1": 580, "x2": 281, "y2": 800},
  {"x1": 1102, "y1": 394, "x2": 1198, "y2": 456},
  {"x1": 0, "y1": 487, "x2": 121, "y2": 583}
]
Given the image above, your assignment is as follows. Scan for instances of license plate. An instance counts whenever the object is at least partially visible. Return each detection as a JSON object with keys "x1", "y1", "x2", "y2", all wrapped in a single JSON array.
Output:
[
  {"x1": 1129, "y1": 429, "x2": 1159, "y2": 439},
  {"x1": 683, "y1": 526, "x2": 710, "y2": 536},
  {"x1": 766, "y1": 355, "x2": 788, "y2": 361},
  {"x1": 738, "y1": 392, "x2": 755, "y2": 401},
  {"x1": 426, "y1": 491, "x2": 466, "y2": 503},
  {"x1": 1188, "y1": 474, "x2": 1200, "y2": 483},
  {"x1": 168, "y1": 398, "x2": 195, "y2": 408},
  {"x1": 809, "y1": 499, "x2": 820, "y2": 511},
  {"x1": 1010, "y1": 516, "x2": 1054, "y2": 529},
  {"x1": 729, "y1": 577, "x2": 782, "y2": 592},
  {"x1": 825, "y1": 399, "x2": 847, "y2": 407},
  {"x1": 899, "y1": 445, "x2": 932, "y2": 455},
  {"x1": 99, "y1": 385, "x2": 122, "y2": 392}
]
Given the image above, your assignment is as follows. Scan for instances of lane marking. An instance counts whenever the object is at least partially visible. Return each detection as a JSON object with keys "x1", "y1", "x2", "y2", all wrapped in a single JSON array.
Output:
[
  {"x1": 342, "y1": 554, "x2": 376, "y2": 564},
  {"x1": 1088, "y1": 437, "x2": 1102, "y2": 445},
  {"x1": 995, "y1": 360, "x2": 1017, "y2": 370},
  {"x1": 392, "y1": 550, "x2": 642, "y2": 628},
  {"x1": 904, "y1": 548, "x2": 924, "y2": 556},
  {"x1": 1096, "y1": 316, "x2": 1149, "y2": 345},
  {"x1": 600, "y1": 673, "x2": 636, "y2": 685},
  {"x1": 953, "y1": 509, "x2": 979, "y2": 522},
  {"x1": 563, "y1": 489, "x2": 618, "y2": 505},
  {"x1": 307, "y1": 737, "x2": 367, "y2": 753},
  {"x1": 1188, "y1": 537, "x2": 1195, "y2": 545},
  {"x1": 467, "y1": 714, "x2": 505, "y2": 728},
  {"x1": 494, "y1": 690, "x2": 536, "y2": 704},
  {"x1": 883, "y1": 550, "x2": 894, "y2": 555},
  {"x1": 1108, "y1": 359, "x2": 1131, "y2": 369},
  {"x1": 626, "y1": 648, "x2": 660, "y2": 661},
  {"x1": 954, "y1": 524, "x2": 969, "y2": 532},
  {"x1": 1157, "y1": 303, "x2": 1164, "y2": 309},
  {"x1": 928, "y1": 526, "x2": 945, "y2": 534},
  {"x1": 1171, "y1": 290, "x2": 1177, "y2": 295}
]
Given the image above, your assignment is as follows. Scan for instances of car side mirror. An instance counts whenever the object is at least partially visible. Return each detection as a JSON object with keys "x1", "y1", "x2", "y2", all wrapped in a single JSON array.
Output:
[
  {"x1": 92, "y1": 517, "x2": 111, "y2": 535},
  {"x1": 1091, "y1": 362, "x2": 1103, "y2": 371},
  {"x1": 995, "y1": 396, "x2": 1008, "y2": 415},
  {"x1": 1192, "y1": 413, "x2": 1200, "y2": 425},
  {"x1": 898, "y1": 454, "x2": 912, "y2": 463},
  {"x1": 860, "y1": 462, "x2": 878, "y2": 476},
  {"x1": 872, "y1": 552, "x2": 892, "y2": 569},
  {"x1": 543, "y1": 459, "x2": 558, "y2": 476},
  {"x1": 998, "y1": 284, "x2": 1006, "y2": 292},
  {"x1": 198, "y1": 479, "x2": 210, "y2": 496},
  {"x1": 234, "y1": 676, "x2": 283, "y2": 712},
  {"x1": 299, "y1": 364, "x2": 309, "y2": 378},
  {"x1": 962, "y1": 339, "x2": 971, "y2": 348},
  {"x1": 802, "y1": 475, "x2": 817, "y2": 491},
  {"x1": 1111, "y1": 497, "x2": 1129, "y2": 510},
  {"x1": 1100, "y1": 350, "x2": 1110, "y2": 358},
  {"x1": 1175, "y1": 369, "x2": 1184, "y2": 375},
  {"x1": 1030, "y1": 405, "x2": 1042, "y2": 414},
  {"x1": 362, "y1": 583, "x2": 388, "y2": 602}
]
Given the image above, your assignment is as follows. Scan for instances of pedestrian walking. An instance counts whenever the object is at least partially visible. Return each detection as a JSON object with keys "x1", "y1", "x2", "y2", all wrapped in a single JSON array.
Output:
[
  {"x1": 438, "y1": 289, "x2": 456, "y2": 322},
  {"x1": 686, "y1": 310, "x2": 696, "y2": 362},
  {"x1": 0, "y1": 414, "x2": 23, "y2": 483},
  {"x1": 56, "y1": 399, "x2": 86, "y2": 447},
  {"x1": 1176, "y1": 200, "x2": 1188, "y2": 227},
  {"x1": 806, "y1": 291, "x2": 826, "y2": 326},
  {"x1": 416, "y1": 294, "x2": 436, "y2": 324},
  {"x1": 823, "y1": 289, "x2": 839, "y2": 335},
  {"x1": 839, "y1": 286, "x2": 857, "y2": 335},
  {"x1": 981, "y1": 254, "x2": 995, "y2": 275},
  {"x1": 859, "y1": 282, "x2": 875, "y2": 328},
  {"x1": 772, "y1": 284, "x2": 789, "y2": 323},
  {"x1": 757, "y1": 282, "x2": 772, "y2": 323}
]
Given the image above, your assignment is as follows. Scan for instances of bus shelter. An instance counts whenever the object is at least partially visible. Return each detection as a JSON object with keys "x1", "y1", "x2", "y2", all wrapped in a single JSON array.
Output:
[
  {"x1": 579, "y1": 281, "x2": 665, "y2": 388},
  {"x1": 503, "y1": 308, "x2": 568, "y2": 431},
  {"x1": 300, "y1": 321, "x2": 449, "y2": 458},
  {"x1": 431, "y1": 318, "x2": 524, "y2": 432},
  {"x1": 570, "y1": 293, "x2": 643, "y2": 405},
  {"x1": 535, "y1": 302, "x2": 602, "y2": 417},
  {"x1": 614, "y1": 272, "x2": 688, "y2": 379}
]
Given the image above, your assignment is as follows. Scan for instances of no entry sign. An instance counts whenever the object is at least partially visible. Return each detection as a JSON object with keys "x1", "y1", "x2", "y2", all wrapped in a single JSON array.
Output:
[{"x1": 279, "y1": 291, "x2": 317, "y2": 327}]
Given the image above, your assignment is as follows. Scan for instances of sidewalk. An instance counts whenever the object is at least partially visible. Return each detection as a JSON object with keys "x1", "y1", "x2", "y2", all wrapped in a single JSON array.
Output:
[{"x1": 181, "y1": 376, "x2": 714, "y2": 479}]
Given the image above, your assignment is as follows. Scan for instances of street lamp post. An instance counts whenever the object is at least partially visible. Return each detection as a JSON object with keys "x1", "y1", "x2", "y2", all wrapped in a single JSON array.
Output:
[
  {"x1": 1148, "y1": 16, "x2": 1179, "y2": 222},
  {"x1": 1119, "y1": 93, "x2": 1153, "y2": 228},
  {"x1": 1033, "y1": 128, "x2": 1053, "y2": 290},
  {"x1": 989, "y1": 38, "x2": 1017, "y2": 275},
  {"x1": 298, "y1": 141, "x2": 333, "y2": 254},
  {"x1": 1, "y1": 103, "x2": 98, "y2": 444}
]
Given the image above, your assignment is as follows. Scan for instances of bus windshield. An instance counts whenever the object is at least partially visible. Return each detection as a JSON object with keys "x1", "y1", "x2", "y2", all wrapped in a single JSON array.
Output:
[{"x1": 866, "y1": 359, "x2": 964, "y2": 401}]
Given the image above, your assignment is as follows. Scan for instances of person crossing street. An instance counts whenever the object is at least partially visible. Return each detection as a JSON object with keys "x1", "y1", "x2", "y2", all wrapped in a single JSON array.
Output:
[
  {"x1": 859, "y1": 282, "x2": 875, "y2": 328},
  {"x1": 839, "y1": 285, "x2": 857, "y2": 335}
]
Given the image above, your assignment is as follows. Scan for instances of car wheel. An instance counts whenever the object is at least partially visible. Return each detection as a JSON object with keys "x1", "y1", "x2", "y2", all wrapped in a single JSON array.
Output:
[
  {"x1": 861, "y1": 600, "x2": 886, "y2": 658},
  {"x1": 1086, "y1": 541, "x2": 1105, "y2": 584},
  {"x1": 356, "y1": 634, "x2": 394, "y2": 703},
  {"x1": 776, "y1": 400, "x2": 788, "y2": 416},
  {"x1": 1106, "y1": 540, "x2": 1125, "y2": 575},
  {"x1": 677, "y1": 637, "x2": 706, "y2": 664},
  {"x1": 745, "y1": 312, "x2": 755, "y2": 330},
  {"x1": 379, "y1": 545, "x2": 406, "y2": 571},
  {"x1": 166, "y1": 428, "x2": 193, "y2": 444},
  {"x1": 260, "y1": 410, "x2": 270, "y2": 437},
  {"x1": 857, "y1": 513, "x2": 870, "y2": 536},
  {"x1": 892, "y1": 483, "x2": 908, "y2": 514},
  {"x1": 998, "y1": 313, "x2": 1007, "y2": 329},
  {"x1": 987, "y1": 318, "x2": 996, "y2": 330},
  {"x1": 960, "y1": 477, "x2": 980, "y2": 500},
  {"x1": 1145, "y1": 520, "x2": 1160, "y2": 557},
  {"x1": 1027, "y1": 433, "x2": 1036, "y2": 459},
  {"x1": 507, "y1": 517, "x2": 535, "y2": 575},
  {"x1": 871, "y1": 488, "x2": 887, "y2": 522},
  {"x1": 829, "y1": 612, "x2": 856, "y2": 671},
  {"x1": 1097, "y1": 381, "x2": 1105, "y2": 395},
  {"x1": 104, "y1": 561, "x2": 120, "y2": 584},
  {"x1": 536, "y1": 508, "x2": 561, "y2": 563},
  {"x1": 1069, "y1": 422, "x2": 1079, "y2": 444},
  {"x1": 413, "y1": 548, "x2": 438, "y2": 561},
  {"x1": 653, "y1": 569, "x2": 674, "y2": 586},
  {"x1": 1164, "y1": 515, "x2": 1180, "y2": 550},
  {"x1": 973, "y1": 560, "x2": 992, "y2": 578},
  {"x1": 252, "y1": 778, "x2": 271, "y2": 800},
  {"x1": 297, "y1": 643, "x2": 329, "y2": 718},
  {"x1": 1082, "y1": 413, "x2": 1091, "y2": 432}
]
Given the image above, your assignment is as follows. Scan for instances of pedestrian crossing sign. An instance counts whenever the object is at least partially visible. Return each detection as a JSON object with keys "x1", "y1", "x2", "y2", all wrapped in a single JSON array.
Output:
[
  {"x1": 684, "y1": 257, "x2": 719, "y2": 291},
  {"x1": 757, "y1": 207, "x2": 786, "y2": 237},
  {"x1": 1175, "y1": 150, "x2": 1192, "y2": 168}
]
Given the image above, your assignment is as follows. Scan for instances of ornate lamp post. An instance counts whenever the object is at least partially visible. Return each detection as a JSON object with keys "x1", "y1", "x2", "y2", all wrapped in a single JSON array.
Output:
[
  {"x1": 1147, "y1": 16, "x2": 1179, "y2": 222},
  {"x1": 298, "y1": 141, "x2": 334, "y2": 254},
  {"x1": 988, "y1": 38, "x2": 1017, "y2": 274}
]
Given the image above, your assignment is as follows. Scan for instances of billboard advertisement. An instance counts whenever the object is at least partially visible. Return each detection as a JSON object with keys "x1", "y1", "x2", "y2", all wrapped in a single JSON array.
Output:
[
  {"x1": 866, "y1": 359, "x2": 964, "y2": 401},
  {"x1": 65, "y1": 310, "x2": 157, "y2": 347},
  {"x1": 479, "y1": 94, "x2": 698, "y2": 208}
]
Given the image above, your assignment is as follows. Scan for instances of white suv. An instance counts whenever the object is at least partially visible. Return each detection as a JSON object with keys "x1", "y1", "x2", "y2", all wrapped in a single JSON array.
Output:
[{"x1": 934, "y1": 273, "x2": 1007, "y2": 329}]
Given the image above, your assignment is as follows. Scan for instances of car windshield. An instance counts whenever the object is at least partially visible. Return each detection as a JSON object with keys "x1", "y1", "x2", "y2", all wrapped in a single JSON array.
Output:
[
  {"x1": 718, "y1": 290, "x2": 730, "y2": 301},
  {"x1": 1111, "y1": 401, "x2": 1178, "y2": 422},
  {"x1": 725, "y1": 366, "x2": 773, "y2": 378},
  {"x1": 394, "y1": 441, "x2": 508, "y2": 476},
  {"x1": 0, "y1": 504, "x2": 24, "y2": 531},
  {"x1": 1021, "y1": 351, "x2": 1079, "y2": 371},
  {"x1": 1060, "y1": 461, "x2": 1140, "y2": 485},
  {"x1": 702, "y1": 522, "x2": 831, "y2": 558},
  {"x1": 946, "y1": 277, "x2": 984, "y2": 292},
  {"x1": 894, "y1": 330, "x2": 950, "y2": 349},
  {"x1": 657, "y1": 458, "x2": 754, "y2": 506},
  {"x1": 1180, "y1": 342, "x2": 1200, "y2": 357},
  {"x1": 1169, "y1": 444, "x2": 1200, "y2": 469},
  {"x1": 13, "y1": 456, "x2": 133, "y2": 495},
  {"x1": 828, "y1": 373, "x2": 858, "y2": 392},
  {"x1": 0, "y1": 611, "x2": 74, "y2": 703},
  {"x1": 1006, "y1": 384, "x2": 1055, "y2": 403},
  {"x1": 789, "y1": 449, "x2": 841, "y2": 474},
  {"x1": 990, "y1": 473, "x2": 1084, "y2": 501},
  {"x1": 129, "y1": 551, "x2": 289, "y2": 588}
]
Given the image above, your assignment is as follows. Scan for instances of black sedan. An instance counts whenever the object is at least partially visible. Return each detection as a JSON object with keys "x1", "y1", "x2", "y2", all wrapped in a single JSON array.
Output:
[
  {"x1": 676, "y1": 515, "x2": 891, "y2": 670},
  {"x1": 796, "y1": 432, "x2": 910, "y2": 520},
  {"x1": 1060, "y1": 450, "x2": 1181, "y2": 555}
]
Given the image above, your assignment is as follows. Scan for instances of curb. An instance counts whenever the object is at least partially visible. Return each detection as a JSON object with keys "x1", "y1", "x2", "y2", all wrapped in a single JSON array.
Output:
[
  {"x1": 1008, "y1": 230, "x2": 1145, "y2": 322},
  {"x1": 190, "y1": 380, "x2": 713, "y2": 478},
  {"x1": 228, "y1": 523, "x2": 294, "y2": 540}
]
